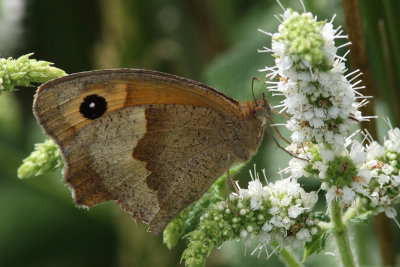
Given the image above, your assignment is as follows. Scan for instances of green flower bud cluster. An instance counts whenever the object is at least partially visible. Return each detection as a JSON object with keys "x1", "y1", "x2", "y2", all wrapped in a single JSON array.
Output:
[
  {"x1": 276, "y1": 10, "x2": 327, "y2": 68},
  {"x1": 0, "y1": 53, "x2": 66, "y2": 93},
  {"x1": 18, "y1": 139, "x2": 63, "y2": 179}
]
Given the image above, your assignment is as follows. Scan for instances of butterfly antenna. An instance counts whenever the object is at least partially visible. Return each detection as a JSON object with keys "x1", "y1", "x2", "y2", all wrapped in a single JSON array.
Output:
[
  {"x1": 251, "y1": 77, "x2": 260, "y2": 103},
  {"x1": 261, "y1": 92, "x2": 273, "y2": 116},
  {"x1": 258, "y1": 77, "x2": 268, "y2": 100}
]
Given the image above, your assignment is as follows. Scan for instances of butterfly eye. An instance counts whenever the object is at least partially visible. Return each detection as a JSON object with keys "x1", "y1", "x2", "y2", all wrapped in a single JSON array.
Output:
[{"x1": 79, "y1": 94, "x2": 108, "y2": 120}]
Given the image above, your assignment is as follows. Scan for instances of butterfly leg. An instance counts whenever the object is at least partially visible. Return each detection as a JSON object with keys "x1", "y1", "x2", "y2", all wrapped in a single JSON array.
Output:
[
  {"x1": 265, "y1": 125, "x2": 308, "y2": 162},
  {"x1": 272, "y1": 109, "x2": 290, "y2": 119},
  {"x1": 268, "y1": 113, "x2": 311, "y2": 161},
  {"x1": 226, "y1": 152, "x2": 239, "y2": 215},
  {"x1": 268, "y1": 117, "x2": 291, "y2": 144}
]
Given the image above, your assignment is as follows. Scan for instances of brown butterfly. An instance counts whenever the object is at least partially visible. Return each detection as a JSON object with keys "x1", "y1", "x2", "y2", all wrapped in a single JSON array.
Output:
[{"x1": 33, "y1": 69, "x2": 271, "y2": 235}]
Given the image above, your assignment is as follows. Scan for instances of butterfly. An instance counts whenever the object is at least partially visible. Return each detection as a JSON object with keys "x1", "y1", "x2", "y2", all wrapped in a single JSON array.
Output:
[{"x1": 33, "y1": 69, "x2": 271, "y2": 235}]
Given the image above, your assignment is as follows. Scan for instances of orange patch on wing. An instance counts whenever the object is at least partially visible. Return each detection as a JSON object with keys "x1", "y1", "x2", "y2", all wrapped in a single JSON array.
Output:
[
  {"x1": 124, "y1": 79, "x2": 241, "y2": 119},
  {"x1": 60, "y1": 82, "x2": 129, "y2": 136}
]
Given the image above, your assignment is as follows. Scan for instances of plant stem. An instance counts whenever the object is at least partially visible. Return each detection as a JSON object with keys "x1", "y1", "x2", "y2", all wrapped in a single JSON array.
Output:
[
  {"x1": 271, "y1": 241, "x2": 303, "y2": 267},
  {"x1": 342, "y1": 0, "x2": 396, "y2": 264},
  {"x1": 330, "y1": 200, "x2": 356, "y2": 267},
  {"x1": 382, "y1": 0, "x2": 400, "y2": 84}
]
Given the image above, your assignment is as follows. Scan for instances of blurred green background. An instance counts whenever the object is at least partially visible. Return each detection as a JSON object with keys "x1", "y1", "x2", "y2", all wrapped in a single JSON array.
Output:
[{"x1": 1, "y1": 0, "x2": 399, "y2": 266}]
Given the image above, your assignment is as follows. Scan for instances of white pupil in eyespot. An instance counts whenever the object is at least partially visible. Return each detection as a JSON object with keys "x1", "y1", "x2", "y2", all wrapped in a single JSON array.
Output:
[{"x1": 89, "y1": 102, "x2": 95, "y2": 108}]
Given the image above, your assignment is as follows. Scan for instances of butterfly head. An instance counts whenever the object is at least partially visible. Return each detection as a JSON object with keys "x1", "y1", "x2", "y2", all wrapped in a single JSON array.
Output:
[{"x1": 254, "y1": 92, "x2": 272, "y2": 123}]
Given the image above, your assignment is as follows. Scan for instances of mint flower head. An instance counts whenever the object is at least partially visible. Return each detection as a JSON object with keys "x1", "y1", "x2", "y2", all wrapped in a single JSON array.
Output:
[
  {"x1": 283, "y1": 125, "x2": 400, "y2": 226},
  {"x1": 282, "y1": 137, "x2": 371, "y2": 207},
  {"x1": 358, "y1": 127, "x2": 400, "y2": 225},
  {"x1": 259, "y1": 9, "x2": 370, "y2": 147},
  {"x1": 181, "y1": 168, "x2": 319, "y2": 267}
]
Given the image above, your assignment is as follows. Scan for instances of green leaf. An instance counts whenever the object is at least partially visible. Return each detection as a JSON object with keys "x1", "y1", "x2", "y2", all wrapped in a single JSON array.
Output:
[
  {"x1": 303, "y1": 230, "x2": 329, "y2": 261},
  {"x1": 163, "y1": 209, "x2": 189, "y2": 250}
]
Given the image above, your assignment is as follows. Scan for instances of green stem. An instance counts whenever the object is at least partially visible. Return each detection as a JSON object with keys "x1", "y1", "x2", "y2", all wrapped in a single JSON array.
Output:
[
  {"x1": 271, "y1": 241, "x2": 303, "y2": 267},
  {"x1": 330, "y1": 200, "x2": 356, "y2": 267}
]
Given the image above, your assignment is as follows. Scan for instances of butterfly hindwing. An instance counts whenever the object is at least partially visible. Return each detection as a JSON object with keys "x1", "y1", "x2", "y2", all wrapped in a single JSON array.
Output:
[{"x1": 64, "y1": 104, "x2": 236, "y2": 235}]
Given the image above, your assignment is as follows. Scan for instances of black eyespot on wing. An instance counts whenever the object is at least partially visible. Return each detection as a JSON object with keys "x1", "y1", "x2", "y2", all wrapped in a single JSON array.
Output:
[{"x1": 79, "y1": 94, "x2": 107, "y2": 120}]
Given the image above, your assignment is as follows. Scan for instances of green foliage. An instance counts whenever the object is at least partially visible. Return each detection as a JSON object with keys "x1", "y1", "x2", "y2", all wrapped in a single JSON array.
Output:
[
  {"x1": 163, "y1": 209, "x2": 189, "y2": 250},
  {"x1": 0, "y1": 53, "x2": 66, "y2": 93}
]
